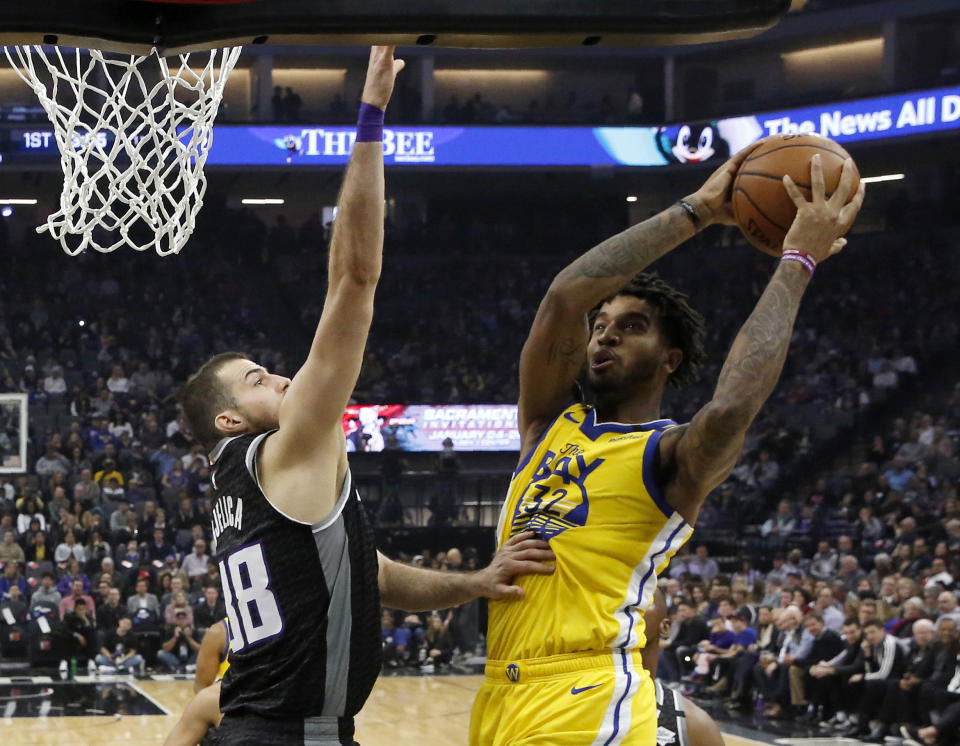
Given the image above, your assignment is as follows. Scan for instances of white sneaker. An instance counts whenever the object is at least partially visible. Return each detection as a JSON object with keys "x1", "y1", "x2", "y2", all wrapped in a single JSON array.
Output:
[
  {"x1": 821, "y1": 711, "x2": 846, "y2": 726},
  {"x1": 830, "y1": 712, "x2": 850, "y2": 730},
  {"x1": 58, "y1": 660, "x2": 68, "y2": 680}
]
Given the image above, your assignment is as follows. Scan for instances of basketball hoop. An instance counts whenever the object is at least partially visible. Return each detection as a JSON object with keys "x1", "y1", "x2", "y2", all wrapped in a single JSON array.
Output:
[{"x1": 3, "y1": 44, "x2": 242, "y2": 256}]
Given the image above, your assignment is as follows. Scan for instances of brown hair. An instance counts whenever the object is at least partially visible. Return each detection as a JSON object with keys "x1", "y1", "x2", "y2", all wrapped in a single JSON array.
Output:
[{"x1": 178, "y1": 352, "x2": 246, "y2": 450}]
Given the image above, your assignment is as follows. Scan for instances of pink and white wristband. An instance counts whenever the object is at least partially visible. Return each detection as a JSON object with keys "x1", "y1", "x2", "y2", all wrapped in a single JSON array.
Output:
[{"x1": 781, "y1": 249, "x2": 817, "y2": 276}]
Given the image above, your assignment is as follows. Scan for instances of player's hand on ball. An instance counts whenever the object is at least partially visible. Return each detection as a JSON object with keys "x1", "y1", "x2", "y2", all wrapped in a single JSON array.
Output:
[
  {"x1": 479, "y1": 531, "x2": 556, "y2": 601},
  {"x1": 685, "y1": 141, "x2": 763, "y2": 227},
  {"x1": 781, "y1": 154, "x2": 865, "y2": 264},
  {"x1": 361, "y1": 46, "x2": 405, "y2": 110}
]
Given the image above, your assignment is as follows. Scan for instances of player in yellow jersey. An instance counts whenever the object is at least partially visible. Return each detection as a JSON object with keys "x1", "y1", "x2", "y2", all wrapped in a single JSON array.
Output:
[
  {"x1": 165, "y1": 680, "x2": 225, "y2": 746},
  {"x1": 470, "y1": 149, "x2": 864, "y2": 745},
  {"x1": 194, "y1": 617, "x2": 231, "y2": 693},
  {"x1": 164, "y1": 618, "x2": 232, "y2": 746}
]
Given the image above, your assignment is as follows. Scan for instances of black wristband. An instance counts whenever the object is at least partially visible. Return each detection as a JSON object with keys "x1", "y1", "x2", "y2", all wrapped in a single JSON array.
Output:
[{"x1": 677, "y1": 199, "x2": 701, "y2": 229}]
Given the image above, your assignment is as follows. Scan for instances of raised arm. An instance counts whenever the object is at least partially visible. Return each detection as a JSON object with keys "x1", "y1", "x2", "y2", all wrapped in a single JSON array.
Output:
[
  {"x1": 659, "y1": 155, "x2": 865, "y2": 524},
  {"x1": 267, "y1": 47, "x2": 404, "y2": 462},
  {"x1": 517, "y1": 146, "x2": 758, "y2": 452}
]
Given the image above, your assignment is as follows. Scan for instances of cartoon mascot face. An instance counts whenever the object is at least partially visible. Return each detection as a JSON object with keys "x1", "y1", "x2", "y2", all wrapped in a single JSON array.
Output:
[{"x1": 671, "y1": 124, "x2": 715, "y2": 163}]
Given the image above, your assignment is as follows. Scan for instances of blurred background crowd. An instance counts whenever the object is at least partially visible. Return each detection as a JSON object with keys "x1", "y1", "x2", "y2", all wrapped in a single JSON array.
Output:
[{"x1": 0, "y1": 1, "x2": 958, "y2": 742}]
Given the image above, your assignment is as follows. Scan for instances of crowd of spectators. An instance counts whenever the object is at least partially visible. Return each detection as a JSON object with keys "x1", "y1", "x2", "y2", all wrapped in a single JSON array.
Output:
[
  {"x1": 0, "y1": 180, "x2": 958, "y2": 726},
  {"x1": 653, "y1": 362, "x2": 960, "y2": 744},
  {"x1": 0, "y1": 512, "x2": 224, "y2": 674},
  {"x1": 659, "y1": 571, "x2": 960, "y2": 744},
  {"x1": 659, "y1": 393, "x2": 960, "y2": 745}
]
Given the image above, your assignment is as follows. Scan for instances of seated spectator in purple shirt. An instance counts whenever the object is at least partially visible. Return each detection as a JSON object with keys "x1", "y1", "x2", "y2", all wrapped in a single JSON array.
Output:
[
  {"x1": 56, "y1": 559, "x2": 92, "y2": 596},
  {"x1": 708, "y1": 618, "x2": 738, "y2": 650},
  {"x1": 161, "y1": 460, "x2": 192, "y2": 497},
  {"x1": 0, "y1": 562, "x2": 28, "y2": 600},
  {"x1": 381, "y1": 609, "x2": 411, "y2": 667},
  {"x1": 86, "y1": 417, "x2": 118, "y2": 452},
  {"x1": 692, "y1": 615, "x2": 738, "y2": 676},
  {"x1": 793, "y1": 504, "x2": 820, "y2": 535},
  {"x1": 733, "y1": 613, "x2": 758, "y2": 648}
]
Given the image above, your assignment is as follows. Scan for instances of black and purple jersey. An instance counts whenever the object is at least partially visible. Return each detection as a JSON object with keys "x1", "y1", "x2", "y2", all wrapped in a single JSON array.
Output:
[{"x1": 210, "y1": 432, "x2": 380, "y2": 743}]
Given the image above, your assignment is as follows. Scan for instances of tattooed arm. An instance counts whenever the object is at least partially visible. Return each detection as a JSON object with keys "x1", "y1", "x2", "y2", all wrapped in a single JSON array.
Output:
[
  {"x1": 517, "y1": 146, "x2": 759, "y2": 454},
  {"x1": 659, "y1": 155, "x2": 866, "y2": 524}
]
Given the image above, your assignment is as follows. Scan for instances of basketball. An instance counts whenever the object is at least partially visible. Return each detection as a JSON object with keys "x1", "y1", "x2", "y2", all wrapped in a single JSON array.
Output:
[
  {"x1": 7, "y1": 2, "x2": 955, "y2": 746},
  {"x1": 732, "y1": 134, "x2": 859, "y2": 256}
]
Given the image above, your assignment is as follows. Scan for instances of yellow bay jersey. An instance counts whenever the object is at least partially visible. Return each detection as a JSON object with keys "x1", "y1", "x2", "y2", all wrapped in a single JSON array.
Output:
[
  {"x1": 489, "y1": 402, "x2": 694, "y2": 662},
  {"x1": 217, "y1": 617, "x2": 232, "y2": 681}
]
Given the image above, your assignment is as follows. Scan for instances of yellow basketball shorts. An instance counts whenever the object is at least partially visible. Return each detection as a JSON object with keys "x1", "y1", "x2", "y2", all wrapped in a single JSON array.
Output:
[{"x1": 469, "y1": 650, "x2": 656, "y2": 746}]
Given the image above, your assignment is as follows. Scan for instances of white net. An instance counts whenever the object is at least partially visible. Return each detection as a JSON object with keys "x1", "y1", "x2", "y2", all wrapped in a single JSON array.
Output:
[{"x1": 3, "y1": 45, "x2": 242, "y2": 256}]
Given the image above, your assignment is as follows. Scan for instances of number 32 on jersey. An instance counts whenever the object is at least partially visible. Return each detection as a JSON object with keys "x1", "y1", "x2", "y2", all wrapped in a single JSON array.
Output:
[{"x1": 509, "y1": 443, "x2": 604, "y2": 540}]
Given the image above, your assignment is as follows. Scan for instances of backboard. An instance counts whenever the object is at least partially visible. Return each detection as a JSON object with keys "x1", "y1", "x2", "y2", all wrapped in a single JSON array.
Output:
[
  {"x1": 0, "y1": 0, "x2": 791, "y2": 53},
  {"x1": 0, "y1": 394, "x2": 27, "y2": 474}
]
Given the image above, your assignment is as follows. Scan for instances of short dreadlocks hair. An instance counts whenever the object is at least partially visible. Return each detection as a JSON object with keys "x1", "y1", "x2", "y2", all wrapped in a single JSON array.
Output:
[{"x1": 589, "y1": 273, "x2": 706, "y2": 388}]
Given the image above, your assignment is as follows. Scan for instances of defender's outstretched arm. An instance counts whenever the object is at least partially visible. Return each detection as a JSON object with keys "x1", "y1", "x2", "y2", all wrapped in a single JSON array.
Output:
[
  {"x1": 272, "y1": 47, "x2": 403, "y2": 450},
  {"x1": 378, "y1": 532, "x2": 555, "y2": 611}
]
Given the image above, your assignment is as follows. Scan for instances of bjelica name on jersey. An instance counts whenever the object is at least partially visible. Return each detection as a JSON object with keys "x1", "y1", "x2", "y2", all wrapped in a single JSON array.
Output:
[{"x1": 212, "y1": 495, "x2": 244, "y2": 542}]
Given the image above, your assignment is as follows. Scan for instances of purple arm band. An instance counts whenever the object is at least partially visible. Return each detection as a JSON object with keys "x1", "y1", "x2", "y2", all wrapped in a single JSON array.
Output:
[{"x1": 356, "y1": 102, "x2": 385, "y2": 143}]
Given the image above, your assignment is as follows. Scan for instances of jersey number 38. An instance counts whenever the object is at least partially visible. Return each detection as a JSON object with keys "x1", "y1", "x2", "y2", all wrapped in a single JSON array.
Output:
[{"x1": 219, "y1": 542, "x2": 284, "y2": 652}]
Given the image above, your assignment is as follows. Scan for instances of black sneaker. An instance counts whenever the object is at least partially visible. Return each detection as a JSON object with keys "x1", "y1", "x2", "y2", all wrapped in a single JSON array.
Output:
[{"x1": 840, "y1": 723, "x2": 864, "y2": 738}]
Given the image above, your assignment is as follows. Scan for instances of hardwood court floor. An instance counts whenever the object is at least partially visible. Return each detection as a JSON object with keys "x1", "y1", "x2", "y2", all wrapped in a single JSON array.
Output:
[{"x1": 0, "y1": 674, "x2": 770, "y2": 745}]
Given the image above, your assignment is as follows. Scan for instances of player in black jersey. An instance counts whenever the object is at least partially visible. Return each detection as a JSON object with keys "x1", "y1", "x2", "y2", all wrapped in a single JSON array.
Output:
[{"x1": 176, "y1": 47, "x2": 555, "y2": 746}]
